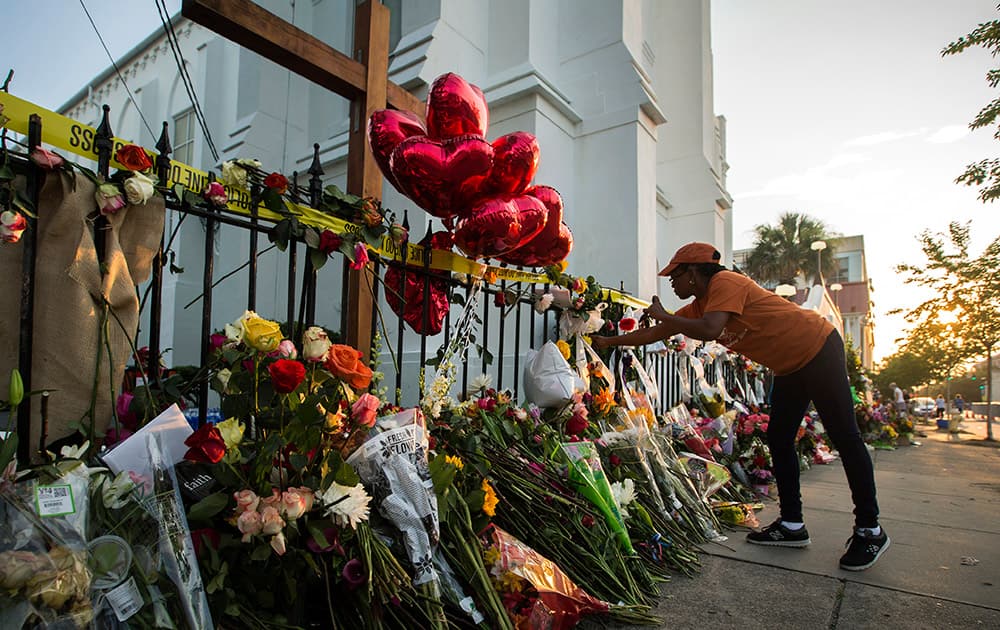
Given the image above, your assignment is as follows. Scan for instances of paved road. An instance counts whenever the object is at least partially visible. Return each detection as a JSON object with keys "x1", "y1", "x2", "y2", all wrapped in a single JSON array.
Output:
[{"x1": 594, "y1": 419, "x2": 1000, "y2": 629}]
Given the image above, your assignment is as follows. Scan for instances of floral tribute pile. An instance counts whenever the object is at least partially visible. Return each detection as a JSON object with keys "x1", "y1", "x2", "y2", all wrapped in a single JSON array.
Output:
[
  {"x1": 0, "y1": 289, "x2": 859, "y2": 628},
  {"x1": 1, "y1": 89, "x2": 859, "y2": 629}
]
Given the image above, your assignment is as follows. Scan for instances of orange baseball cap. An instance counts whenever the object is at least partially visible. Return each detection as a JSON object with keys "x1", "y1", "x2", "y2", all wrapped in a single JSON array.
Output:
[{"x1": 658, "y1": 242, "x2": 722, "y2": 276}]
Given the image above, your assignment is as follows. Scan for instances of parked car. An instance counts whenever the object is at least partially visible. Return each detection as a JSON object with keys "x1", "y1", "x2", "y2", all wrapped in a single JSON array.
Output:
[{"x1": 909, "y1": 397, "x2": 936, "y2": 417}]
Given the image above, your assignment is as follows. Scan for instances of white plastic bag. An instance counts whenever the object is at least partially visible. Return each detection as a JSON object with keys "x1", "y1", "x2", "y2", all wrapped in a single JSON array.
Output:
[{"x1": 523, "y1": 341, "x2": 585, "y2": 408}]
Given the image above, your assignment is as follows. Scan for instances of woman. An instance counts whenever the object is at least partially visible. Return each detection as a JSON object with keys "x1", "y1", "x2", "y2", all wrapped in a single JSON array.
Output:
[{"x1": 592, "y1": 242, "x2": 889, "y2": 571}]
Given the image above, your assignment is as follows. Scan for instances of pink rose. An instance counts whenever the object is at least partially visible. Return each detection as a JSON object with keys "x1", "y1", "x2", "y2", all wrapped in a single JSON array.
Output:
[
  {"x1": 209, "y1": 333, "x2": 228, "y2": 350},
  {"x1": 259, "y1": 488, "x2": 281, "y2": 510},
  {"x1": 237, "y1": 510, "x2": 262, "y2": 542},
  {"x1": 29, "y1": 147, "x2": 64, "y2": 170},
  {"x1": 389, "y1": 223, "x2": 407, "y2": 246},
  {"x1": 260, "y1": 506, "x2": 284, "y2": 535},
  {"x1": 296, "y1": 486, "x2": 315, "y2": 512},
  {"x1": 281, "y1": 488, "x2": 311, "y2": 520},
  {"x1": 0, "y1": 211, "x2": 27, "y2": 243},
  {"x1": 95, "y1": 183, "x2": 126, "y2": 215},
  {"x1": 234, "y1": 489, "x2": 260, "y2": 515},
  {"x1": 270, "y1": 531, "x2": 287, "y2": 556},
  {"x1": 349, "y1": 242, "x2": 370, "y2": 270},
  {"x1": 351, "y1": 393, "x2": 380, "y2": 428},
  {"x1": 272, "y1": 339, "x2": 298, "y2": 359},
  {"x1": 204, "y1": 181, "x2": 228, "y2": 207}
]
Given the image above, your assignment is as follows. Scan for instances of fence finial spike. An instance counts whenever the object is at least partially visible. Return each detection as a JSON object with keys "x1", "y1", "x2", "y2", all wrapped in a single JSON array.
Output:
[
  {"x1": 402, "y1": 209, "x2": 409, "y2": 231},
  {"x1": 308, "y1": 143, "x2": 324, "y2": 177}
]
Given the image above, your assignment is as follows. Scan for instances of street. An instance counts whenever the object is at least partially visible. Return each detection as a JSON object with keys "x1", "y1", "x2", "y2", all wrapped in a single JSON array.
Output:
[{"x1": 596, "y1": 419, "x2": 1000, "y2": 629}]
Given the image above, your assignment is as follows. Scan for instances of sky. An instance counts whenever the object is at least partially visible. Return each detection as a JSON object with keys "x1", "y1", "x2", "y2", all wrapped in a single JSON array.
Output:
[
  {"x1": 711, "y1": 0, "x2": 1000, "y2": 362},
  {"x1": 5, "y1": 0, "x2": 1000, "y2": 364}
]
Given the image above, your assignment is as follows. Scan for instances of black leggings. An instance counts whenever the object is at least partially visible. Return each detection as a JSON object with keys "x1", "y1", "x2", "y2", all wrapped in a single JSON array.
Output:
[{"x1": 768, "y1": 331, "x2": 879, "y2": 528}]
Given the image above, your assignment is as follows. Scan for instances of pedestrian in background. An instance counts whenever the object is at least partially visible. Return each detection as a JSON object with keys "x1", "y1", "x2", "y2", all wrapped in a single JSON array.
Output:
[
  {"x1": 935, "y1": 394, "x2": 946, "y2": 419},
  {"x1": 955, "y1": 394, "x2": 966, "y2": 417}
]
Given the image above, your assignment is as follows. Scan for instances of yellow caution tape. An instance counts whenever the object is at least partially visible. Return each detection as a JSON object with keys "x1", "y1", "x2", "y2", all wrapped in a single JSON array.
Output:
[{"x1": 0, "y1": 91, "x2": 646, "y2": 308}]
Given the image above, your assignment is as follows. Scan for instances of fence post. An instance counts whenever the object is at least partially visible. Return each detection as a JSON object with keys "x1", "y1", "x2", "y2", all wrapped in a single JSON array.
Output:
[
  {"x1": 93, "y1": 105, "x2": 113, "y2": 265},
  {"x1": 16, "y1": 114, "x2": 43, "y2": 464},
  {"x1": 147, "y1": 122, "x2": 171, "y2": 389},
  {"x1": 305, "y1": 143, "x2": 322, "y2": 325},
  {"x1": 197, "y1": 174, "x2": 218, "y2": 426}
]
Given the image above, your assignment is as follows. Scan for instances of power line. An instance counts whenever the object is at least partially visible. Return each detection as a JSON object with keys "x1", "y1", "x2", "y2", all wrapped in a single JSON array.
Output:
[
  {"x1": 78, "y1": 0, "x2": 157, "y2": 141},
  {"x1": 154, "y1": 0, "x2": 220, "y2": 162}
]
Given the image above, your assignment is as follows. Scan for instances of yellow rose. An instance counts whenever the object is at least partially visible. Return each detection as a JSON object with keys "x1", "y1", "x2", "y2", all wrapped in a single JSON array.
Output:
[
  {"x1": 242, "y1": 315, "x2": 282, "y2": 353},
  {"x1": 216, "y1": 417, "x2": 245, "y2": 450}
]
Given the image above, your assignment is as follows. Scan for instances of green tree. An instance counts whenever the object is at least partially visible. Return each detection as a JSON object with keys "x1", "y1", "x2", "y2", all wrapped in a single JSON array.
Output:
[
  {"x1": 943, "y1": 11, "x2": 1000, "y2": 203},
  {"x1": 903, "y1": 317, "x2": 966, "y2": 385},
  {"x1": 896, "y1": 222, "x2": 1000, "y2": 440},
  {"x1": 875, "y1": 349, "x2": 931, "y2": 397},
  {"x1": 743, "y1": 212, "x2": 837, "y2": 286}
]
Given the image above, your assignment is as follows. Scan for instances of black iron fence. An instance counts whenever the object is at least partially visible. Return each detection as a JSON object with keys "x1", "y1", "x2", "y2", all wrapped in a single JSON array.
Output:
[{"x1": 6, "y1": 104, "x2": 752, "y2": 464}]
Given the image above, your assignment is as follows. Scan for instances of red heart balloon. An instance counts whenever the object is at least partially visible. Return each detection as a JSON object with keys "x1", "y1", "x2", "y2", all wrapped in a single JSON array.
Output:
[
  {"x1": 453, "y1": 195, "x2": 547, "y2": 259},
  {"x1": 384, "y1": 265, "x2": 450, "y2": 335},
  {"x1": 367, "y1": 109, "x2": 426, "y2": 192},
  {"x1": 426, "y1": 73, "x2": 489, "y2": 140},
  {"x1": 484, "y1": 131, "x2": 540, "y2": 199},
  {"x1": 497, "y1": 185, "x2": 574, "y2": 267},
  {"x1": 389, "y1": 134, "x2": 494, "y2": 219}
]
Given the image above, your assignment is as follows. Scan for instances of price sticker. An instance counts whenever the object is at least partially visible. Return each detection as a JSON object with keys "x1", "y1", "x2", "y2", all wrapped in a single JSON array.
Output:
[{"x1": 35, "y1": 484, "x2": 75, "y2": 517}]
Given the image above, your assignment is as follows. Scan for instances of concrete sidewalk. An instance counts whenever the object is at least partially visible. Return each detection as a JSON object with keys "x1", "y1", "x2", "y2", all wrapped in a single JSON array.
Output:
[{"x1": 598, "y1": 420, "x2": 1000, "y2": 629}]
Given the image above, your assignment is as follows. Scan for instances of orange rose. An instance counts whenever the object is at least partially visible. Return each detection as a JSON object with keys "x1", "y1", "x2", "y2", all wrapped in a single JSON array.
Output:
[
  {"x1": 115, "y1": 144, "x2": 153, "y2": 172},
  {"x1": 324, "y1": 344, "x2": 373, "y2": 390}
]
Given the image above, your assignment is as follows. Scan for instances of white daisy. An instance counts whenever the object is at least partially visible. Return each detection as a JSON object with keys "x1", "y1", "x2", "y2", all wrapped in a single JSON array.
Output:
[
  {"x1": 468, "y1": 373, "x2": 492, "y2": 395},
  {"x1": 610, "y1": 478, "x2": 636, "y2": 520},
  {"x1": 320, "y1": 482, "x2": 372, "y2": 529}
]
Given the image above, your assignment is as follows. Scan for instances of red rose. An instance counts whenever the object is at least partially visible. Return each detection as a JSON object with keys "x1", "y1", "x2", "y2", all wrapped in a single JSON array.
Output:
[
  {"x1": 318, "y1": 230, "x2": 343, "y2": 255},
  {"x1": 115, "y1": 144, "x2": 153, "y2": 171},
  {"x1": 565, "y1": 415, "x2": 589, "y2": 435},
  {"x1": 184, "y1": 424, "x2": 226, "y2": 463},
  {"x1": 618, "y1": 317, "x2": 637, "y2": 333},
  {"x1": 269, "y1": 359, "x2": 306, "y2": 393},
  {"x1": 191, "y1": 528, "x2": 221, "y2": 558},
  {"x1": 264, "y1": 172, "x2": 288, "y2": 194},
  {"x1": 609, "y1": 454, "x2": 621, "y2": 468}
]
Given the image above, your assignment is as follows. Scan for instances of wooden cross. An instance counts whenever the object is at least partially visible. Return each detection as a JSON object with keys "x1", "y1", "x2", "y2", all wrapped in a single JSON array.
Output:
[{"x1": 182, "y1": 0, "x2": 425, "y2": 360}]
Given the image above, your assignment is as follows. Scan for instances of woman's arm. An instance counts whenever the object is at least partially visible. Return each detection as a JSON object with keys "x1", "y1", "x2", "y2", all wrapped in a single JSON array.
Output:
[{"x1": 592, "y1": 311, "x2": 731, "y2": 349}]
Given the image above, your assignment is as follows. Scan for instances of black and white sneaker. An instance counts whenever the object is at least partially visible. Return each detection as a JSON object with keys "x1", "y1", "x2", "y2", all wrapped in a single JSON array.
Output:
[
  {"x1": 839, "y1": 527, "x2": 890, "y2": 571},
  {"x1": 746, "y1": 519, "x2": 811, "y2": 547}
]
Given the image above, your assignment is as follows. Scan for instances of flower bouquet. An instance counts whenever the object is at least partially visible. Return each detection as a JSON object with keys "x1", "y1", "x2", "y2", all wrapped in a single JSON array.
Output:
[
  {"x1": 0, "y1": 440, "x2": 199, "y2": 628},
  {"x1": 181, "y1": 311, "x2": 450, "y2": 628}
]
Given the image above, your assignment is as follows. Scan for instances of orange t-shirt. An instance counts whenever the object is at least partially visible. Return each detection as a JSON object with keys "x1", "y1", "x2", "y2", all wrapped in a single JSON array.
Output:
[{"x1": 675, "y1": 271, "x2": 834, "y2": 375}]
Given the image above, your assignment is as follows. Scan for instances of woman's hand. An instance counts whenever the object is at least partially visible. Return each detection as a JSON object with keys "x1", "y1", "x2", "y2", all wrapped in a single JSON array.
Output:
[
  {"x1": 643, "y1": 296, "x2": 670, "y2": 322},
  {"x1": 590, "y1": 335, "x2": 612, "y2": 350}
]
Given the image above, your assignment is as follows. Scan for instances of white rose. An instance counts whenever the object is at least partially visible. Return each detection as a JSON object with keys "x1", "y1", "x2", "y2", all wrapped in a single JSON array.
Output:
[
  {"x1": 123, "y1": 172, "x2": 155, "y2": 205},
  {"x1": 302, "y1": 326, "x2": 332, "y2": 362},
  {"x1": 214, "y1": 368, "x2": 233, "y2": 394}
]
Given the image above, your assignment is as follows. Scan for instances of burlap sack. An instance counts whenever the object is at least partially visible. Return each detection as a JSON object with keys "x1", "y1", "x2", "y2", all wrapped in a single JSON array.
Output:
[{"x1": 0, "y1": 171, "x2": 164, "y2": 459}]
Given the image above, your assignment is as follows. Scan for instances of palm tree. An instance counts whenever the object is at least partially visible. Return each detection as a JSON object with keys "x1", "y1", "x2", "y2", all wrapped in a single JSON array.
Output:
[{"x1": 743, "y1": 212, "x2": 837, "y2": 286}]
